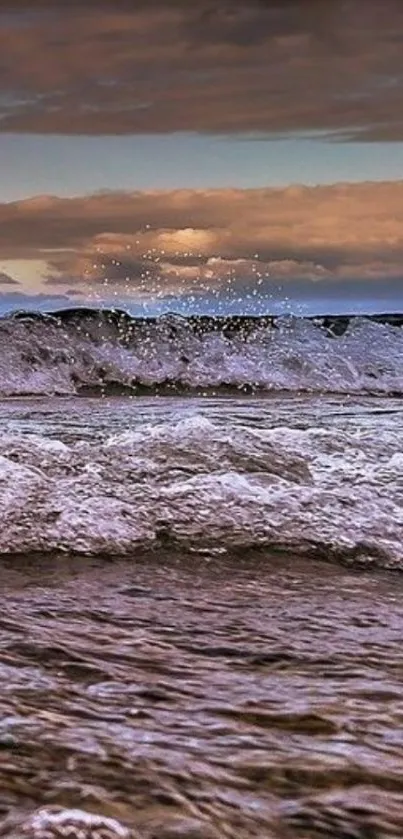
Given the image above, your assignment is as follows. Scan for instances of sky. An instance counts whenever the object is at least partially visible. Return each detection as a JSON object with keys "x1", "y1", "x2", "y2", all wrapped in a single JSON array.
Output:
[{"x1": 0, "y1": 0, "x2": 403, "y2": 316}]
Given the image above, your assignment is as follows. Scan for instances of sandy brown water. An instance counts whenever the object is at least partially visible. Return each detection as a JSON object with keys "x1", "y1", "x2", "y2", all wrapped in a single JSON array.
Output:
[{"x1": 0, "y1": 551, "x2": 403, "y2": 838}]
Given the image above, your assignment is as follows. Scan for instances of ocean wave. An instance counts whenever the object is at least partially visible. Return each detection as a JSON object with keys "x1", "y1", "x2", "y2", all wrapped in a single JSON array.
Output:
[
  {"x1": 0, "y1": 308, "x2": 402, "y2": 397},
  {"x1": 0, "y1": 413, "x2": 402, "y2": 568}
]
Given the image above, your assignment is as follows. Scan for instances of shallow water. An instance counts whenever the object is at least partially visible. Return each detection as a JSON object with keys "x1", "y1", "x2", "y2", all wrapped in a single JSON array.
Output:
[
  {"x1": 1, "y1": 552, "x2": 403, "y2": 837},
  {"x1": 0, "y1": 393, "x2": 403, "y2": 837}
]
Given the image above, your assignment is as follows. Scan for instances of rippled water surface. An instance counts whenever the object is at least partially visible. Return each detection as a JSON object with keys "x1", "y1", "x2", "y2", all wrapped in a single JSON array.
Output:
[
  {"x1": 0, "y1": 395, "x2": 403, "y2": 837},
  {"x1": 1, "y1": 392, "x2": 402, "y2": 437},
  {"x1": 1, "y1": 553, "x2": 403, "y2": 837}
]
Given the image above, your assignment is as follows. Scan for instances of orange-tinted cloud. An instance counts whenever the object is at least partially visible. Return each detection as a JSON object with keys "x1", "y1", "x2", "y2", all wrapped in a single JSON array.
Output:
[
  {"x1": 0, "y1": 0, "x2": 403, "y2": 139},
  {"x1": 0, "y1": 182, "x2": 402, "y2": 298}
]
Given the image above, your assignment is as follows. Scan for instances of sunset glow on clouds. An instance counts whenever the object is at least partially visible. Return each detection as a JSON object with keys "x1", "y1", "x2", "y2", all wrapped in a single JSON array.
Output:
[
  {"x1": 0, "y1": 0, "x2": 402, "y2": 314},
  {"x1": 0, "y1": 182, "x2": 401, "y2": 313}
]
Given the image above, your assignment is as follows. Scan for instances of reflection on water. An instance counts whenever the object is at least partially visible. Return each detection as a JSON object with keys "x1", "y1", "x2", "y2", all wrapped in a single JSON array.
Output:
[{"x1": 1, "y1": 552, "x2": 403, "y2": 837}]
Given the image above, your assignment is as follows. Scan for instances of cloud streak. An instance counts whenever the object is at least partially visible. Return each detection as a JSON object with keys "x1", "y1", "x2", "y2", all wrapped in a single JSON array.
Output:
[{"x1": 1, "y1": 0, "x2": 403, "y2": 139}]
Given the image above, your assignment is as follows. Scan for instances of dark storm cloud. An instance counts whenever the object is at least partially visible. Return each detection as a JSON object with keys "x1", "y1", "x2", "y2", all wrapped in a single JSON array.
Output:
[{"x1": 0, "y1": 0, "x2": 403, "y2": 139}]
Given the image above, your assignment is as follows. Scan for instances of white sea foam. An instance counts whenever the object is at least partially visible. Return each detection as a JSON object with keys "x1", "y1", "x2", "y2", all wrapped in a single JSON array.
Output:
[
  {"x1": 0, "y1": 311, "x2": 402, "y2": 396},
  {"x1": 0, "y1": 408, "x2": 401, "y2": 568},
  {"x1": 20, "y1": 807, "x2": 132, "y2": 839}
]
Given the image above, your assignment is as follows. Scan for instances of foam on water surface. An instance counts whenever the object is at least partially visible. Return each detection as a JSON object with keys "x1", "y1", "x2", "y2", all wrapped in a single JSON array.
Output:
[{"x1": 0, "y1": 394, "x2": 401, "y2": 568}]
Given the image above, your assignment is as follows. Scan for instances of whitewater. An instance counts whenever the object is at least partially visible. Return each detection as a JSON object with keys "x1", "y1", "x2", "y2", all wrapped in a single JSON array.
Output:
[
  {"x1": 0, "y1": 337, "x2": 402, "y2": 566},
  {"x1": 1, "y1": 308, "x2": 403, "y2": 837},
  {"x1": 0, "y1": 308, "x2": 402, "y2": 397}
]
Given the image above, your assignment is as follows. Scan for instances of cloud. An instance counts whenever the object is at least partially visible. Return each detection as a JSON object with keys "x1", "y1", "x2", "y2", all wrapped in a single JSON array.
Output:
[
  {"x1": 0, "y1": 0, "x2": 403, "y2": 139},
  {"x1": 0, "y1": 271, "x2": 19, "y2": 285},
  {"x1": 0, "y1": 182, "x2": 402, "y2": 305}
]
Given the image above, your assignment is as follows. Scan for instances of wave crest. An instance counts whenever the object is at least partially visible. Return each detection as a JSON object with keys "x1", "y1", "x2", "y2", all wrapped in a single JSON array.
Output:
[{"x1": 0, "y1": 309, "x2": 402, "y2": 397}]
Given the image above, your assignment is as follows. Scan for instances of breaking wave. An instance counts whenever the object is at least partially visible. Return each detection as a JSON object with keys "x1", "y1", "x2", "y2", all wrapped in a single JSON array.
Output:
[
  {"x1": 1, "y1": 406, "x2": 402, "y2": 568},
  {"x1": 0, "y1": 307, "x2": 402, "y2": 397}
]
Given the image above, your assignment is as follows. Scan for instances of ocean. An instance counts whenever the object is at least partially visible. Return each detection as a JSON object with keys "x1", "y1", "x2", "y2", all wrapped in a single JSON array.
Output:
[{"x1": 0, "y1": 309, "x2": 403, "y2": 838}]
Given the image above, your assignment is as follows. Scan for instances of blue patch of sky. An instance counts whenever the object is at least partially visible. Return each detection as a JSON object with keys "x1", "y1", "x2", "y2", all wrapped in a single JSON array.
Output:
[{"x1": 1, "y1": 132, "x2": 403, "y2": 201}]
